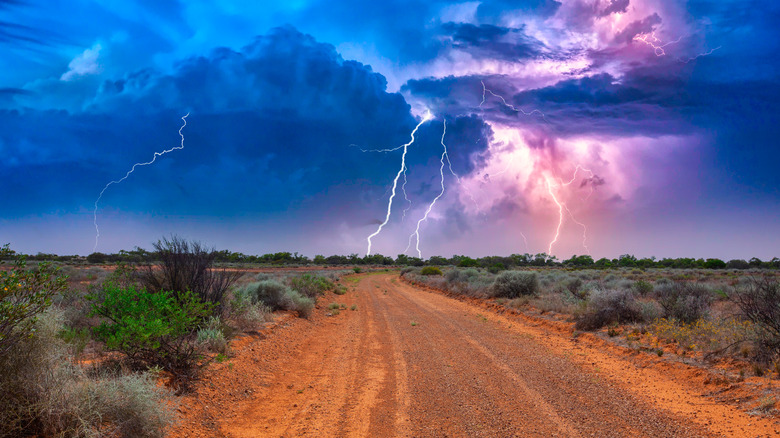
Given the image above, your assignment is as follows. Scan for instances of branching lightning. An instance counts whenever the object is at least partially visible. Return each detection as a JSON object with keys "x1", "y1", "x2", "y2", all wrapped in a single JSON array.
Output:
[
  {"x1": 92, "y1": 113, "x2": 189, "y2": 252},
  {"x1": 366, "y1": 111, "x2": 433, "y2": 256},
  {"x1": 634, "y1": 32, "x2": 682, "y2": 56},
  {"x1": 480, "y1": 81, "x2": 545, "y2": 119},
  {"x1": 406, "y1": 119, "x2": 448, "y2": 258},
  {"x1": 634, "y1": 32, "x2": 720, "y2": 64},
  {"x1": 546, "y1": 165, "x2": 594, "y2": 256}
]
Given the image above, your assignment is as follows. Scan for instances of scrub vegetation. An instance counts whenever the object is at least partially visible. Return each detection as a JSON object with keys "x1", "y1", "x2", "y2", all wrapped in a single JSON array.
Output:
[
  {"x1": 0, "y1": 237, "x2": 348, "y2": 437},
  {"x1": 403, "y1": 265, "x2": 780, "y2": 372}
]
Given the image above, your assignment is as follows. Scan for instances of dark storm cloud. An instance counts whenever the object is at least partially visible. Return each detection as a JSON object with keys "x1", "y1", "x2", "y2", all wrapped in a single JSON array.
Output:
[
  {"x1": 0, "y1": 27, "x2": 426, "y2": 220},
  {"x1": 599, "y1": 0, "x2": 630, "y2": 16},
  {"x1": 441, "y1": 23, "x2": 546, "y2": 61}
]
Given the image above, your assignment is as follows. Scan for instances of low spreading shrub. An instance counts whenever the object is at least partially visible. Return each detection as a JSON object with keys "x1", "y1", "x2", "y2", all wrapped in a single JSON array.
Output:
[
  {"x1": 234, "y1": 280, "x2": 314, "y2": 318},
  {"x1": 420, "y1": 266, "x2": 443, "y2": 276},
  {"x1": 575, "y1": 288, "x2": 643, "y2": 331},
  {"x1": 289, "y1": 274, "x2": 334, "y2": 298},
  {"x1": 0, "y1": 309, "x2": 174, "y2": 438},
  {"x1": 491, "y1": 271, "x2": 539, "y2": 298},
  {"x1": 88, "y1": 283, "x2": 213, "y2": 385}
]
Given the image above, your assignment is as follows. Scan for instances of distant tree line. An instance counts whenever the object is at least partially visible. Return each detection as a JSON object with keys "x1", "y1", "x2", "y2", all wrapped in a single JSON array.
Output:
[{"x1": 3, "y1": 247, "x2": 775, "y2": 270}]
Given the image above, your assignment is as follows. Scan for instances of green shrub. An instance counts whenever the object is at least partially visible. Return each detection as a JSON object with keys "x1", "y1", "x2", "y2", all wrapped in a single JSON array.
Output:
[
  {"x1": 487, "y1": 263, "x2": 506, "y2": 274},
  {"x1": 633, "y1": 280, "x2": 653, "y2": 296},
  {"x1": 0, "y1": 244, "x2": 67, "y2": 355},
  {"x1": 353, "y1": 267, "x2": 363, "y2": 273},
  {"x1": 88, "y1": 283, "x2": 213, "y2": 385},
  {"x1": 575, "y1": 289, "x2": 643, "y2": 331},
  {"x1": 289, "y1": 274, "x2": 334, "y2": 298},
  {"x1": 420, "y1": 266, "x2": 443, "y2": 276},
  {"x1": 491, "y1": 271, "x2": 539, "y2": 298}
]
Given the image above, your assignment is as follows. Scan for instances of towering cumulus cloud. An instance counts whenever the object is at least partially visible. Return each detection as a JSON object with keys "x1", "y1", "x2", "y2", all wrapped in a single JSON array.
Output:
[{"x1": 0, "y1": 0, "x2": 778, "y2": 258}]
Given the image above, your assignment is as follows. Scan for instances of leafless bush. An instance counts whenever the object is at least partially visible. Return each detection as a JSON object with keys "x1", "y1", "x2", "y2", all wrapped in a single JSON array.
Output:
[
  {"x1": 731, "y1": 276, "x2": 780, "y2": 361},
  {"x1": 140, "y1": 235, "x2": 242, "y2": 311}
]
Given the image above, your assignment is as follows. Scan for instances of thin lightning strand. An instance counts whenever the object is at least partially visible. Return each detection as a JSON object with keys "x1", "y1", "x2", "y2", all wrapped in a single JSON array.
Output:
[
  {"x1": 406, "y1": 119, "x2": 448, "y2": 258},
  {"x1": 677, "y1": 46, "x2": 721, "y2": 64},
  {"x1": 634, "y1": 32, "x2": 720, "y2": 64},
  {"x1": 634, "y1": 32, "x2": 682, "y2": 56},
  {"x1": 479, "y1": 81, "x2": 541, "y2": 250},
  {"x1": 366, "y1": 112, "x2": 432, "y2": 256},
  {"x1": 480, "y1": 81, "x2": 545, "y2": 118},
  {"x1": 93, "y1": 113, "x2": 189, "y2": 252},
  {"x1": 546, "y1": 165, "x2": 595, "y2": 256},
  {"x1": 546, "y1": 176, "x2": 565, "y2": 255}
]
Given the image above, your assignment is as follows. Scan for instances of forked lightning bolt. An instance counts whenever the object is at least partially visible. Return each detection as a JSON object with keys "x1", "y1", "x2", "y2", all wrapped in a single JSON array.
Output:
[
  {"x1": 366, "y1": 112, "x2": 433, "y2": 256},
  {"x1": 634, "y1": 32, "x2": 720, "y2": 63},
  {"x1": 92, "y1": 113, "x2": 189, "y2": 252},
  {"x1": 634, "y1": 32, "x2": 682, "y2": 56},
  {"x1": 546, "y1": 166, "x2": 594, "y2": 256},
  {"x1": 406, "y1": 119, "x2": 448, "y2": 258}
]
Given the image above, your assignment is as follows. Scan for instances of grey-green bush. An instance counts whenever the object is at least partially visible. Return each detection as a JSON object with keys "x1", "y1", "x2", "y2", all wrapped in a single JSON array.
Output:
[
  {"x1": 0, "y1": 309, "x2": 174, "y2": 438},
  {"x1": 575, "y1": 288, "x2": 643, "y2": 331},
  {"x1": 234, "y1": 280, "x2": 314, "y2": 318},
  {"x1": 491, "y1": 271, "x2": 539, "y2": 298},
  {"x1": 654, "y1": 281, "x2": 712, "y2": 323}
]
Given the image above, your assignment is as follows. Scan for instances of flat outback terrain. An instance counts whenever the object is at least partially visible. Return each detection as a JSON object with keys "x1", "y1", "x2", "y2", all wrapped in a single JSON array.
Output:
[{"x1": 172, "y1": 272, "x2": 780, "y2": 437}]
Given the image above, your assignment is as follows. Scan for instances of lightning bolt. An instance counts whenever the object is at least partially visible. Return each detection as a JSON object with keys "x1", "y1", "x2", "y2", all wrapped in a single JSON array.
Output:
[
  {"x1": 634, "y1": 32, "x2": 682, "y2": 56},
  {"x1": 634, "y1": 32, "x2": 720, "y2": 64},
  {"x1": 93, "y1": 113, "x2": 189, "y2": 252},
  {"x1": 366, "y1": 111, "x2": 433, "y2": 256},
  {"x1": 677, "y1": 46, "x2": 722, "y2": 64},
  {"x1": 480, "y1": 80, "x2": 545, "y2": 118},
  {"x1": 479, "y1": 81, "x2": 541, "y2": 250},
  {"x1": 406, "y1": 119, "x2": 448, "y2": 258},
  {"x1": 546, "y1": 165, "x2": 594, "y2": 256}
]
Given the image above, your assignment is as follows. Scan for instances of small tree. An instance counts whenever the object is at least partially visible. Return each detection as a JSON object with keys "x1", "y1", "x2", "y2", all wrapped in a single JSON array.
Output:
[
  {"x1": 140, "y1": 235, "x2": 242, "y2": 311},
  {"x1": 0, "y1": 244, "x2": 67, "y2": 355}
]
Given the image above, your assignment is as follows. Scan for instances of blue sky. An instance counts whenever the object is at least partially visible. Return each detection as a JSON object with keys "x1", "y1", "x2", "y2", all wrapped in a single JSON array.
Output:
[{"x1": 1, "y1": 0, "x2": 778, "y2": 259}]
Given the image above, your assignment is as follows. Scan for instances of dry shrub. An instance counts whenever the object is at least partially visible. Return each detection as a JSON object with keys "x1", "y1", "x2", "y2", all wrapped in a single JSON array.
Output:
[
  {"x1": 0, "y1": 309, "x2": 174, "y2": 437},
  {"x1": 651, "y1": 317, "x2": 755, "y2": 353},
  {"x1": 575, "y1": 288, "x2": 643, "y2": 331},
  {"x1": 491, "y1": 271, "x2": 539, "y2": 298},
  {"x1": 654, "y1": 281, "x2": 713, "y2": 323},
  {"x1": 731, "y1": 276, "x2": 780, "y2": 361}
]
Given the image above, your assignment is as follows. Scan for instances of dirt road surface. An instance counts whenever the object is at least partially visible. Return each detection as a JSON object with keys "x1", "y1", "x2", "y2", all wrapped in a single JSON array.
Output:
[{"x1": 172, "y1": 273, "x2": 780, "y2": 437}]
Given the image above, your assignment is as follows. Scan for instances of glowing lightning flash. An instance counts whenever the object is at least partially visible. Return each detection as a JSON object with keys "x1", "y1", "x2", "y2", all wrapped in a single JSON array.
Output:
[
  {"x1": 406, "y1": 119, "x2": 448, "y2": 258},
  {"x1": 366, "y1": 112, "x2": 433, "y2": 256},
  {"x1": 546, "y1": 166, "x2": 594, "y2": 256},
  {"x1": 92, "y1": 113, "x2": 189, "y2": 252},
  {"x1": 634, "y1": 32, "x2": 682, "y2": 56}
]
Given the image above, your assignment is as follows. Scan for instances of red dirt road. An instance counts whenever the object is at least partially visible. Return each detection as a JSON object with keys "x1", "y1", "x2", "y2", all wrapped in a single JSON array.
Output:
[{"x1": 172, "y1": 273, "x2": 780, "y2": 437}]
